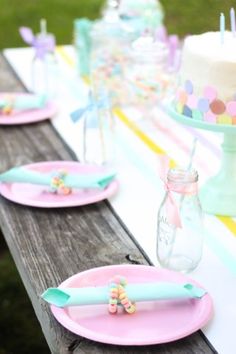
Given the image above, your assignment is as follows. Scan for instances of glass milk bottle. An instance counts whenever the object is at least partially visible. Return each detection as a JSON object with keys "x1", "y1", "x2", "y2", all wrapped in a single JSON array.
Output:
[
  {"x1": 78, "y1": 92, "x2": 116, "y2": 166},
  {"x1": 31, "y1": 19, "x2": 57, "y2": 97},
  {"x1": 156, "y1": 168, "x2": 204, "y2": 273}
]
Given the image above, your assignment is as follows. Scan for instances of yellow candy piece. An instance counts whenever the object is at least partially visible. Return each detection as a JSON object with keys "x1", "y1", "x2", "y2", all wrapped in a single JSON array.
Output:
[{"x1": 125, "y1": 304, "x2": 136, "y2": 314}]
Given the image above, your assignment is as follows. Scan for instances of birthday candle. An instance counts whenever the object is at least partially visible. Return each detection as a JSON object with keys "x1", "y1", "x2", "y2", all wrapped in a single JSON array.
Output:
[
  {"x1": 230, "y1": 8, "x2": 236, "y2": 37},
  {"x1": 220, "y1": 13, "x2": 225, "y2": 44}
]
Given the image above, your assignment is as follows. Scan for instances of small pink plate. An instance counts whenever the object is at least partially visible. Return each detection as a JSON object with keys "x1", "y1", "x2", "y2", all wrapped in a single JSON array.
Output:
[
  {"x1": 0, "y1": 93, "x2": 57, "y2": 125},
  {"x1": 51, "y1": 264, "x2": 213, "y2": 345},
  {"x1": 0, "y1": 161, "x2": 118, "y2": 208}
]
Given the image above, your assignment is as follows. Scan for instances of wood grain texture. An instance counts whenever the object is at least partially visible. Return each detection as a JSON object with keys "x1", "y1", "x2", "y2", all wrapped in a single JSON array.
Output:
[{"x1": 0, "y1": 54, "x2": 216, "y2": 354}]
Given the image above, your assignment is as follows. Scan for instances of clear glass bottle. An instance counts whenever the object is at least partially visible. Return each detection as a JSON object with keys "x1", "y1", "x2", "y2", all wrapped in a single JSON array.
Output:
[
  {"x1": 156, "y1": 168, "x2": 204, "y2": 273},
  {"x1": 31, "y1": 19, "x2": 57, "y2": 97},
  {"x1": 79, "y1": 92, "x2": 116, "y2": 166}
]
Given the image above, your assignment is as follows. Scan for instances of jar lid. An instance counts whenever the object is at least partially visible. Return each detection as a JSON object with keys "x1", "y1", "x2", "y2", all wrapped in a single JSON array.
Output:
[{"x1": 130, "y1": 35, "x2": 169, "y2": 63}]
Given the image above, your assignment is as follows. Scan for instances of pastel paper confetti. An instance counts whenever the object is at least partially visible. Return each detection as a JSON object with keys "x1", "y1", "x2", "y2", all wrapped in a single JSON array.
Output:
[
  {"x1": 210, "y1": 99, "x2": 226, "y2": 115},
  {"x1": 185, "y1": 80, "x2": 193, "y2": 95},
  {"x1": 197, "y1": 98, "x2": 209, "y2": 113},
  {"x1": 226, "y1": 101, "x2": 236, "y2": 116},
  {"x1": 203, "y1": 86, "x2": 217, "y2": 102}
]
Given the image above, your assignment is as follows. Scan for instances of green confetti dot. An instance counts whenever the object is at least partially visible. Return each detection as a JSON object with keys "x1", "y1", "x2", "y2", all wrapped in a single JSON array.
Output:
[{"x1": 192, "y1": 109, "x2": 203, "y2": 120}]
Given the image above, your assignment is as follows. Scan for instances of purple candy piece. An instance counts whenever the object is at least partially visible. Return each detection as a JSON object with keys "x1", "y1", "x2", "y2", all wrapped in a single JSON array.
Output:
[
  {"x1": 198, "y1": 98, "x2": 209, "y2": 113},
  {"x1": 185, "y1": 80, "x2": 193, "y2": 94},
  {"x1": 183, "y1": 105, "x2": 192, "y2": 118}
]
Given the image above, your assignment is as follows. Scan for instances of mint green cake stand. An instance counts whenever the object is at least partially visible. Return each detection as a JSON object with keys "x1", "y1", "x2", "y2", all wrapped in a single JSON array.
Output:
[{"x1": 168, "y1": 106, "x2": 236, "y2": 216}]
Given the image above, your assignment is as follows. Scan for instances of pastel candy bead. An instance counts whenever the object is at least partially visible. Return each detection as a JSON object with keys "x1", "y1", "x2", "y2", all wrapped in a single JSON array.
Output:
[
  {"x1": 232, "y1": 117, "x2": 236, "y2": 125},
  {"x1": 108, "y1": 304, "x2": 117, "y2": 313},
  {"x1": 119, "y1": 292, "x2": 126, "y2": 300},
  {"x1": 110, "y1": 287, "x2": 117, "y2": 293},
  {"x1": 210, "y1": 99, "x2": 226, "y2": 114},
  {"x1": 61, "y1": 186, "x2": 71, "y2": 195},
  {"x1": 112, "y1": 276, "x2": 123, "y2": 284},
  {"x1": 126, "y1": 304, "x2": 136, "y2": 314},
  {"x1": 203, "y1": 86, "x2": 217, "y2": 102},
  {"x1": 109, "y1": 282, "x2": 117, "y2": 288},
  {"x1": 109, "y1": 298, "x2": 117, "y2": 305},
  {"x1": 226, "y1": 101, "x2": 236, "y2": 116},
  {"x1": 121, "y1": 298, "x2": 129, "y2": 306},
  {"x1": 217, "y1": 114, "x2": 232, "y2": 125}
]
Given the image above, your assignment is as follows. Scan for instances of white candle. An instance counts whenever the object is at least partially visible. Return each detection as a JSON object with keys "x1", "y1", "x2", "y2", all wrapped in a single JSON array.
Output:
[
  {"x1": 230, "y1": 8, "x2": 236, "y2": 37},
  {"x1": 220, "y1": 13, "x2": 225, "y2": 44}
]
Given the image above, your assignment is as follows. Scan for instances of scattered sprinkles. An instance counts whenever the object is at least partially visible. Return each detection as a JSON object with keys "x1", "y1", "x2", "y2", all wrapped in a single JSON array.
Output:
[{"x1": 175, "y1": 80, "x2": 236, "y2": 125}]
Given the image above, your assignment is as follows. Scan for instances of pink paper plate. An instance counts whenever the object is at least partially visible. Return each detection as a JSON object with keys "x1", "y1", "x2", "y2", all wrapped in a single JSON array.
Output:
[
  {"x1": 51, "y1": 264, "x2": 213, "y2": 345},
  {"x1": 0, "y1": 92, "x2": 57, "y2": 125},
  {"x1": 0, "y1": 161, "x2": 118, "y2": 208}
]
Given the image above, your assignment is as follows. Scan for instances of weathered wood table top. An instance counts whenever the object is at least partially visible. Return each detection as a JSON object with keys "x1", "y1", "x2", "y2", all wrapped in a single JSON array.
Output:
[{"x1": 0, "y1": 54, "x2": 216, "y2": 354}]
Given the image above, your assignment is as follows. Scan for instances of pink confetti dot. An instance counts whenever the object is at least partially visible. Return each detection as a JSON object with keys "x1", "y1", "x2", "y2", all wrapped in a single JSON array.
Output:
[
  {"x1": 226, "y1": 101, "x2": 236, "y2": 116},
  {"x1": 203, "y1": 86, "x2": 217, "y2": 102},
  {"x1": 204, "y1": 111, "x2": 216, "y2": 123},
  {"x1": 187, "y1": 94, "x2": 197, "y2": 109}
]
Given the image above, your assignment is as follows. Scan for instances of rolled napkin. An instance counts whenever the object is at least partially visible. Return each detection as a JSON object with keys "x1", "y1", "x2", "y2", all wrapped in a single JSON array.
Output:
[
  {"x1": 0, "y1": 167, "x2": 116, "y2": 191},
  {"x1": 42, "y1": 282, "x2": 207, "y2": 307},
  {"x1": 0, "y1": 93, "x2": 47, "y2": 114}
]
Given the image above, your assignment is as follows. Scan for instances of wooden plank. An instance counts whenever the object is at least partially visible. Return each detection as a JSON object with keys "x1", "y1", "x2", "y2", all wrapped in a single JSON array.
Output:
[{"x1": 0, "y1": 54, "x2": 216, "y2": 354}]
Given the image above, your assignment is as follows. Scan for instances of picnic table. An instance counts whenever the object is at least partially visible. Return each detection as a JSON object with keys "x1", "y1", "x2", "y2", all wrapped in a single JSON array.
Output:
[{"x1": 0, "y1": 52, "x2": 217, "y2": 354}]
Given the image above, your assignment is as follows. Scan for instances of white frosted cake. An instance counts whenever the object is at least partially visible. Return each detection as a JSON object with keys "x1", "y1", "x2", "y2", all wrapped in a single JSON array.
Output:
[{"x1": 175, "y1": 31, "x2": 236, "y2": 125}]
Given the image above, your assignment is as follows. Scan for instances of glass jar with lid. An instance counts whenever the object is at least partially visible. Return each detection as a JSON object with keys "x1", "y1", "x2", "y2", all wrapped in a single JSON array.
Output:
[
  {"x1": 156, "y1": 167, "x2": 204, "y2": 273},
  {"x1": 123, "y1": 35, "x2": 173, "y2": 110}
]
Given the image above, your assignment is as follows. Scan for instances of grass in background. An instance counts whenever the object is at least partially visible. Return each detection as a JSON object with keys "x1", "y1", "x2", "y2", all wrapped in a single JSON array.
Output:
[
  {"x1": 0, "y1": 237, "x2": 50, "y2": 354},
  {"x1": 1, "y1": 0, "x2": 236, "y2": 49}
]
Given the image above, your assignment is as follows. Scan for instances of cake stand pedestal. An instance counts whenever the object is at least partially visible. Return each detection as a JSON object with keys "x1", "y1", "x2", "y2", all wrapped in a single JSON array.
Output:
[{"x1": 168, "y1": 106, "x2": 236, "y2": 216}]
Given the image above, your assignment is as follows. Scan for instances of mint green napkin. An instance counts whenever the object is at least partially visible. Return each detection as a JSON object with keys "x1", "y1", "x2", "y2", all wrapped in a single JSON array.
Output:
[
  {"x1": 0, "y1": 94, "x2": 47, "y2": 111},
  {"x1": 0, "y1": 166, "x2": 116, "y2": 190},
  {"x1": 42, "y1": 282, "x2": 207, "y2": 307}
]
